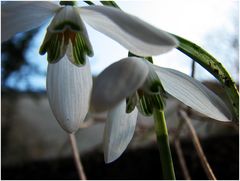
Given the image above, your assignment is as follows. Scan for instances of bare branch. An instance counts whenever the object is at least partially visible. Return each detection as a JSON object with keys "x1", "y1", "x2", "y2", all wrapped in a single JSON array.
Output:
[{"x1": 179, "y1": 110, "x2": 217, "y2": 180}]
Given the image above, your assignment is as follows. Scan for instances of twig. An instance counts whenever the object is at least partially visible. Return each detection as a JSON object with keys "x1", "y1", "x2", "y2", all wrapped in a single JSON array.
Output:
[
  {"x1": 174, "y1": 138, "x2": 191, "y2": 180},
  {"x1": 172, "y1": 117, "x2": 185, "y2": 140},
  {"x1": 188, "y1": 111, "x2": 239, "y2": 131},
  {"x1": 172, "y1": 120, "x2": 191, "y2": 179},
  {"x1": 179, "y1": 110, "x2": 217, "y2": 180},
  {"x1": 69, "y1": 133, "x2": 87, "y2": 180}
]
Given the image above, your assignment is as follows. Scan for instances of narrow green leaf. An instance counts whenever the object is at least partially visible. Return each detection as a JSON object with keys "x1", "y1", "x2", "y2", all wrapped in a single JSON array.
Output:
[
  {"x1": 172, "y1": 34, "x2": 239, "y2": 122},
  {"x1": 84, "y1": 1, "x2": 95, "y2": 5},
  {"x1": 100, "y1": 1, "x2": 120, "y2": 8}
]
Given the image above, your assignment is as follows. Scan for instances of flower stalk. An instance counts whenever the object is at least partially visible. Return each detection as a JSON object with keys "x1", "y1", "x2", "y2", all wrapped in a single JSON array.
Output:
[
  {"x1": 69, "y1": 133, "x2": 87, "y2": 180},
  {"x1": 153, "y1": 109, "x2": 176, "y2": 180}
]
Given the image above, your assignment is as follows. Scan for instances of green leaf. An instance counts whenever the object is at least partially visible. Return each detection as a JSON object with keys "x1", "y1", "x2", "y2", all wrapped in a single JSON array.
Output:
[
  {"x1": 172, "y1": 34, "x2": 239, "y2": 122},
  {"x1": 84, "y1": 1, "x2": 95, "y2": 5},
  {"x1": 100, "y1": 1, "x2": 120, "y2": 8}
]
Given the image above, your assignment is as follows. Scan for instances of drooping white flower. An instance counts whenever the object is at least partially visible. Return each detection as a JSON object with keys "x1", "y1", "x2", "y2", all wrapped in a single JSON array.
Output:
[
  {"x1": 91, "y1": 57, "x2": 232, "y2": 163},
  {"x1": 2, "y1": 1, "x2": 178, "y2": 132}
]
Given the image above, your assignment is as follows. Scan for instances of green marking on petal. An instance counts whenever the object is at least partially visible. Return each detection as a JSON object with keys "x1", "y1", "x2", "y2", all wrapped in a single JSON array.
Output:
[
  {"x1": 126, "y1": 93, "x2": 138, "y2": 113},
  {"x1": 137, "y1": 92, "x2": 165, "y2": 116},
  {"x1": 150, "y1": 94, "x2": 165, "y2": 110},
  {"x1": 136, "y1": 68, "x2": 167, "y2": 116},
  {"x1": 40, "y1": 31, "x2": 67, "y2": 64},
  {"x1": 69, "y1": 32, "x2": 93, "y2": 66},
  {"x1": 137, "y1": 93, "x2": 153, "y2": 116}
]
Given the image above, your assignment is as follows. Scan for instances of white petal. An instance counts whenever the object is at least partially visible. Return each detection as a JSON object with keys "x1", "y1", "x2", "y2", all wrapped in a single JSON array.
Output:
[
  {"x1": 80, "y1": 5, "x2": 178, "y2": 56},
  {"x1": 154, "y1": 66, "x2": 232, "y2": 122},
  {"x1": 1, "y1": 1, "x2": 59, "y2": 42},
  {"x1": 104, "y1": 100, "x2": 138, "y2": 163},
  {"x1": 47, "y1": 56, "x2": 92, "y2": 133},
  {"x1": 91, "y1": 57, "x2": 149, "y2": 112}
]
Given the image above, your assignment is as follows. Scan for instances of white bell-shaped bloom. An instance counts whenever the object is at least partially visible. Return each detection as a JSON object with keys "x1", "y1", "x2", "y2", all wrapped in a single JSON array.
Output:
[{"x1": 91, "y1": 57, "x2": 232, "y2": 163}]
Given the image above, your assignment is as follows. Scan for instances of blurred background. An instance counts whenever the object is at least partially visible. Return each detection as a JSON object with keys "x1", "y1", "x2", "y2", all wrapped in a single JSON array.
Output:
[{"x1": 1, "y1": 0, "x2": 239, "y2": 179}]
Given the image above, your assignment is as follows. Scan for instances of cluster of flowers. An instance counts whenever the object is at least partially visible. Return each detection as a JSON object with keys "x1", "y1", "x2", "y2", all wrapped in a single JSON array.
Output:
[{"x1": 2, "y1": 1, "x2": 231, "y2": 163}]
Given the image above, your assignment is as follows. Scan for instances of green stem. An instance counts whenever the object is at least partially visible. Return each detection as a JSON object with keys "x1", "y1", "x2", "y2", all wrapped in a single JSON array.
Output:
[{"x1": 153, "y1": 109, "x2": 176, "y2": 180}]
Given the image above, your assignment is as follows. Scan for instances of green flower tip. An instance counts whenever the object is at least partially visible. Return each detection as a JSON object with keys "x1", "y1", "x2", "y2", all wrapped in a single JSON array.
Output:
[{"x1": 39, "y1": 30, "x2": 93, "y2": 66}]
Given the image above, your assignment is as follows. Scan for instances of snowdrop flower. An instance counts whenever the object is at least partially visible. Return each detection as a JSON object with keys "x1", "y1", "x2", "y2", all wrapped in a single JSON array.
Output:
[
  {"x1": 91, "y1": 57, "x2": 232, "y2": 163},
  {"x1": 1, "y1": 1, "x2": 177, "y2": 132}
]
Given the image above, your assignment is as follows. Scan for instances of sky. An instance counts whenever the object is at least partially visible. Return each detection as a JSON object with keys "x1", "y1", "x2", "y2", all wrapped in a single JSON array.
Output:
[{"x1": 5, "y1": 0, "x2": 239, "y2": 91}]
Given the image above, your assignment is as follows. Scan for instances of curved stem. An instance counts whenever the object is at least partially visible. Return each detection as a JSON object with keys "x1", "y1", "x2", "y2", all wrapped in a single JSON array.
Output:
[
  {"x1": 69, "y1": 133, "x2": 87, "y2": 180},
  {"x1": 174, "y1": 138, "x2": 191, "y2": 180},
  {"x1": 153, "y1": 109, "x2": 176, "y2": 180}
]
